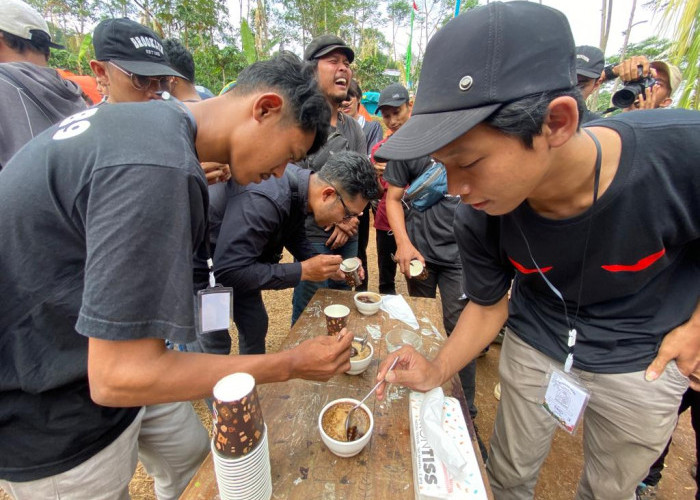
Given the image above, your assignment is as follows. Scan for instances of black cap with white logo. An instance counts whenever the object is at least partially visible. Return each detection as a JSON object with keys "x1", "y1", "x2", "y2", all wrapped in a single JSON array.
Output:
[
  {"x1": 93, "y1": 18, "x2": 184, "y2": 78},
  {"x1": 378, "y1": 83, "x2": 409, "y2": 109},
  {"x1": 576, "y1": 45, "x2": 605, "y2": 79},
  {"x1": 377, "y1": 1, "x2": 577, "y2": 161}
]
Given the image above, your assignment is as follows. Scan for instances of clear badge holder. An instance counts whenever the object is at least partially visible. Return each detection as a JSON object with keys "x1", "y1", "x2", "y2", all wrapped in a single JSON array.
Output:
[
  {"x1": 539, "y1": 364, "x2": 590, "y2": 435},
  {"x1": 195, "y1": 261, "x2": 233, "y2": 335}
]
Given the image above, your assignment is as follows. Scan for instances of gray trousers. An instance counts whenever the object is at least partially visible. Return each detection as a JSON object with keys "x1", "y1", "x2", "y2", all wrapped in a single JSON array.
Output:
[
  {"x1": 0, "y1": 402, "x2": 209, "y2": 500},
  {"x1": 487, "y1": 329, "x2": 689, "y2": 500}
]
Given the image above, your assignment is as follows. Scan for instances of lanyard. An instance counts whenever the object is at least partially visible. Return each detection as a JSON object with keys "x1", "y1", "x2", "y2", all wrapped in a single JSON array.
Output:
[{"x1": 514, "y1": 128, "x2": 602, "y2": 373}]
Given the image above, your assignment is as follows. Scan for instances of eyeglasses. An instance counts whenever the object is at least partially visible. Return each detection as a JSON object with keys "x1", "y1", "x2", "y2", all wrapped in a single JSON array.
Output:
[
  {"x1": 329, "y1": 182, "x2": 362, "y2": 220},
  {"x1": 109, "y1": 62, "x2": 172, "y2": 92}
]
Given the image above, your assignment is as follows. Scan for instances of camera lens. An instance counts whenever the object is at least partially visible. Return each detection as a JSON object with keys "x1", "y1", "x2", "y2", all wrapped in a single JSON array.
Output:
[{"x1": 612, "y1": 87, "x2": 638, "y2": 108}]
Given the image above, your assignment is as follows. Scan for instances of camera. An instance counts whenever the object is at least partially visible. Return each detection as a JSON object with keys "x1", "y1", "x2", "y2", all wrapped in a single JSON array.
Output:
[{"x1": 612, "y1": 75, "x2": 657, "y2": 108}]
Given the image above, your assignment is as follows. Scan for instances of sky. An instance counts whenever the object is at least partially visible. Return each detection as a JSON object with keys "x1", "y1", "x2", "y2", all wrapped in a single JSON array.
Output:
[{"x1": 226, "y1": 0, "x2": 665, "y2": 59}]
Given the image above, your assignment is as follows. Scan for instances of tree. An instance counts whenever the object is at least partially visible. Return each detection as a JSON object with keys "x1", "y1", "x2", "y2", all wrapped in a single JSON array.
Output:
[
  {"x1": 387, "y1": 0, "x2": 411, "y2": 62},
  {"x1": 599, "y1": 0, "x2": 613, "y2": 54}
]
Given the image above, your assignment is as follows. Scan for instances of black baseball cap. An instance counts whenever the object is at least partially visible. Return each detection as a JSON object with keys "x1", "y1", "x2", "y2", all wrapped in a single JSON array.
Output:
[
  {"x1": 304, "y1": 35, "x2": 354, "y2": 63},
  {"x1": 378, "y1": 83, "x2": 409, "y2": 109},
  {"x1": 576, "y1": 45, "x2": 605, "y2": 79},
  {"x1": 93, "y1": 18, "x2": 184, "y2": 78},
  {"x1": 377, "y1": 1, "x2": 576, "y2": 161}
]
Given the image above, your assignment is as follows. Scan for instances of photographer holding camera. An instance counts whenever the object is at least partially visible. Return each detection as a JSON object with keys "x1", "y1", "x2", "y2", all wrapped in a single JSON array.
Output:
[{"x1": 602, "y1": 55, "x2": 682, "y2": 110}]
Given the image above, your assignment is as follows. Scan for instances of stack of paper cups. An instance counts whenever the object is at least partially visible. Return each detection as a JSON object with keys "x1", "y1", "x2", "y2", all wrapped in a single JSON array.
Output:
[{"x1": 211, "y1": 373, "x2": 271, "y2": 500}]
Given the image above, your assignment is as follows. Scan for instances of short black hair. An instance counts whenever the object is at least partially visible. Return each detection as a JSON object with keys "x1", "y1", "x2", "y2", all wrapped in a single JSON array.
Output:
[
  {"x1": 162, "y1": 38, "x2": 195, "y2": 82},
  {"x1": 232, "y1": 51, "x2": 330, "y2": 156},
  {"x1": 318, "y1": 151, "x2": 381, "y2": 202},
  {"x1": 347, "y1": 79, "x2": 362, "y2": 100},
  {"x1": 0, "y1": 29, "x2": 50, "y2": 60},
  {"x1": 484, "y1": 88, "x2": 585, "y2": 149}
]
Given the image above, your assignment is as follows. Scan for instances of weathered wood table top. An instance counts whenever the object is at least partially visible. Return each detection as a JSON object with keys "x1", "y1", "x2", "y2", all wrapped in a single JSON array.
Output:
[{"x1": 181, "y1": 289, "x2": 492, "y2": 499}]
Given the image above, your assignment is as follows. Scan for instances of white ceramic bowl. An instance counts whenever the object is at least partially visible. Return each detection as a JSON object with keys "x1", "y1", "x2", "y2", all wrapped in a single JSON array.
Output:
[
  {"x1": 318, "y1": 398, "x2": 374, "y2": 458},
  {"x1": 353, "y1": 292, "x2": 382, "y2": 316},
  {"x1": 346, "y1": 338, "x2": 374, "y2": 375}
]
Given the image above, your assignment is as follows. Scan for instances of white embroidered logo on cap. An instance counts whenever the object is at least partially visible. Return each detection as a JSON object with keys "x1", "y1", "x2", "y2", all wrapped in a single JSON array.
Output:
[
  {"x1": 130, "y1": 36, "x2": 163, "y2": 55},
  {"x1": 392, "y1": 93, "x2": 401, "y2": 99},
  {"x1": 459, "y1": 76, "x2": 473, "y2": 91}
]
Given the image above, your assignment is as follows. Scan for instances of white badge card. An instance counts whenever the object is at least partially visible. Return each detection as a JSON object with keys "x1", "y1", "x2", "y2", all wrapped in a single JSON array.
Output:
[
  {"x1": 539, "y1": 366, "x2": 590, "y2": 435},
  {"x1": 196, "y1": 287, "x2": 233, "y2": 334}
]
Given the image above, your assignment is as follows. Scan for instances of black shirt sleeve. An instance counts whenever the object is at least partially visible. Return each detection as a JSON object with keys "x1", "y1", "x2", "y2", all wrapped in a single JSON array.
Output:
[{"x1": 214, "y1": 191, "x2": 302, "y2": 292}]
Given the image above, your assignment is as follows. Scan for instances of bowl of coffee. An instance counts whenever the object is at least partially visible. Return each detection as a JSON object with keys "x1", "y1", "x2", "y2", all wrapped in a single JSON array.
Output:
[
  {"x1": 346, "y1": 337, "x2": 373, "y2": 375},
  {"x1": 353, "y1": 292, "x2": 382, "y2": 316},
  {"x1": 318, "y1": 398, "x2": 373, "y2": 457}
]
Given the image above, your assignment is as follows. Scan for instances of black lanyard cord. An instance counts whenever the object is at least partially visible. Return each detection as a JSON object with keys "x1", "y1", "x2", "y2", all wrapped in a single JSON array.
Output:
[{"x1": 513, "y1": 128, "x2": 602, "y2": 372}]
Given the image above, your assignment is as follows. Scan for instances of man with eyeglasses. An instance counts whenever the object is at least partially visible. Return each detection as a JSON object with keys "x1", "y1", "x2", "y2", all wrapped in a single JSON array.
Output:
[
  {"x1": 89, "y1": 18, "x2": 181, "y2": 104},
  {"x1": 291, "y1": 35, "x2": 368, "y2": 324},
  {"x1": 210, "y1": 151, "x2": 380, "y2": 355}
]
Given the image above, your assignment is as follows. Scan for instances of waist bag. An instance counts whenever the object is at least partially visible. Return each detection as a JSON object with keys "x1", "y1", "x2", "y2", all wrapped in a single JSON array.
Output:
[{"x1": 402, "y1": 161, "x2": 447, "y2": 212}]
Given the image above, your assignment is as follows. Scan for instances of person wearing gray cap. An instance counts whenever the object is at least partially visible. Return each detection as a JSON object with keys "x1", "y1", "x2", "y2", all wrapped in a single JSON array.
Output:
[
  {"x1": 0, "y1": 0, "x2": 86, "y2": 169},
  {"x1": 575, "y1": 45, "x2": 605, "y2": 122},
  {"x1": 291, "y1": 34, "x2": 368, "y2": 323},
  {"x1": 373, "y1": 2, "x2": 700, "y2": 499}
]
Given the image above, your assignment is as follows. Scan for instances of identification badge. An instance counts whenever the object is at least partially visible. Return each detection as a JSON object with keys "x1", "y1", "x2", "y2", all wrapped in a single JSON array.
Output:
[
  {"x1": 539, "y1": 365, "x2": 590, "y2": 435},
  {"x1": 196, "y1": 287, "x2": 233, "y2": 334}
]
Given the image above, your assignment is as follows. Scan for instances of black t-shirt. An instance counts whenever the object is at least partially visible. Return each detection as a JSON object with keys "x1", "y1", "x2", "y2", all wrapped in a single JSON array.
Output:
[
  {"x1": 383, "y1": 155, "x2": 461, "y2": 267},
  {"x1": 298, "y1": 112, "x2": 367, "y2": 244},
  {"x1": 0, "y1": 101, "x2": 208, "y2": 481},
  {"x1": 454, "y1": 109, "x2": 700, "y2": 373},
  {"x1": 213, "y1": 165, "x2": 315, "y2": 293}
]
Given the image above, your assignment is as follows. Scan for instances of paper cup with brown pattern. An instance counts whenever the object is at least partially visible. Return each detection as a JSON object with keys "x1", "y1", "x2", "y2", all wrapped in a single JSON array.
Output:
[
  {"x1": 324, "y1": 304, "x2": 350, "y2": 336},
  {"x1": 340, "y1": 257, "x2": 361, "y2": 287},
  {"x1": 212, "y1": 373, "x2": 265, "y2": 458}
]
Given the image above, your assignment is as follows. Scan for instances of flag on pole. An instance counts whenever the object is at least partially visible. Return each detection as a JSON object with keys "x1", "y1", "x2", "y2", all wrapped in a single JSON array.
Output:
[{"x1": 405, "y1": 1, "x2": 418, "y2": 89}]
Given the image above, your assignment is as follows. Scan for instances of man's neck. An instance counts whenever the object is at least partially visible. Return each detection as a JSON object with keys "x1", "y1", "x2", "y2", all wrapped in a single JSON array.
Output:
[
  {"x1": 173, "y1": 81, "x2": 201, "y2": 102},
  {"x1": 187, "y1": 95, "x2": 243, "y2": 164},
  {"x1": 327, "y1": 98, "x2": 340, "y2": 127},
  {"x1": 528, "y1": 127, "x2": 621, "y2": 220}
]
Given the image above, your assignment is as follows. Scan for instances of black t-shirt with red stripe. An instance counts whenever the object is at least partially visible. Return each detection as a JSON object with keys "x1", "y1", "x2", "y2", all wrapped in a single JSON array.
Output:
[{"x1": 455, "y1": 109, "x2": 700, "y2": 373}]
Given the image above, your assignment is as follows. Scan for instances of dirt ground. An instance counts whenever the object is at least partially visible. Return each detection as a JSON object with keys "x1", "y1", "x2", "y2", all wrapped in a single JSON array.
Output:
[{"x1": 2, "y1": 223, "x2": 696, "y2": 500}]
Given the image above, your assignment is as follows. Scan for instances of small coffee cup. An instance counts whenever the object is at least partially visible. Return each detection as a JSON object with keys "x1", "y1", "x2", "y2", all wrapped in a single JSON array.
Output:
[
  {"x1": 212, "y1": 373, "x2": 265, "y2": 458},
  {"x1": 324, "y1": 304, "x2": 350, "y2": 335},
  {"x1": 340, "y1": 257, "x2": 361, "y2": 287},
  {"x1": 408, "y1": 260, "x2": 428, "y2": 280}
]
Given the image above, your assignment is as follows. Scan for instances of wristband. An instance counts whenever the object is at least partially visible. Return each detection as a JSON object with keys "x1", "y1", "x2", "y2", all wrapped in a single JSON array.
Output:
[{"x1": 603, "y1": 65, "x2": 616, "y2": 81}]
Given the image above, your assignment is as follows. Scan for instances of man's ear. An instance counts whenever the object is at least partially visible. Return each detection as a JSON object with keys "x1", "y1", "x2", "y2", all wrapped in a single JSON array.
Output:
[
  {"x1": 657, "y1": 97, "x2": 673, "y2": 109},
  {"x1": 543, "y1": 96, "x2": 579, "y2": 149},
  {"x1": 89, "y1": 60, "x2": 108, "y2": 80},
  {"x1": 252, "y1": 93, "x2": 284, "y2": 122},
  {"x1": 320, "y1": 185, "x2": 336, "y2": 202}
]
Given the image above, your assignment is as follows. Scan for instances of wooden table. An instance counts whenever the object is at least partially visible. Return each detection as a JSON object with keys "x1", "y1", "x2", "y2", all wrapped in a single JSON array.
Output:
[{"x1": 181, "y1": 289, "x2": 492, "y2": 499}]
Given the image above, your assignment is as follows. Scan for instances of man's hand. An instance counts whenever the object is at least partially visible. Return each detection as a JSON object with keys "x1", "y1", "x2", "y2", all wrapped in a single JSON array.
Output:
[
  {"x1": 300, "y1": 254, "x2": 342, "y2": 282},
  {"x1": 394, "y1": 243, "x2": 424, "y2": 278},
  {"x1": 201, "y1": 162, "x2": 231, "y2": 185},
  {"x1": 623, "y1": 85, "x2": 659, "y2": 112},
  {"x1": 375, "y1": 346, "x2": 445, "y2": 400},
  {"x1": 374, "y1": 161, "x2": 387, "y2": 177},
  {"x1": 288, "y1": 328, "x2": 353, "y2": 381},
  {"x1": 325, "y1": 225, "x2": 349, "y2": 249},
  {"x1": 335, "y1": 217, "x2": 360, "y2": 237},
  {"x1": 646, "y1": 311, "x2": 700, "y2": 390},
  {"x1": 614, "y1": 55, "x2": 651, "y2": 82}
]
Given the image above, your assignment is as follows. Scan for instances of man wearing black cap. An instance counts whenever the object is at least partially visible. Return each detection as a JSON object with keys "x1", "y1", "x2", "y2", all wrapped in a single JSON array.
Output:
[
  {"x1": 0, "y1": 0, "x2": 86, "y2": 169},
  {"x1": 291, "y1": 34, "x2": 367, "y2": 323},
  {"x1": 89, "y1": 18, "x2": 182, "y2": 103},
  {"x1": 575, "y1": 45, "x2": 605, "y2": 122},
  {"x1": 374, "y1": 2, "x2": 700, "y2": 498},
  {"x1": 378, "y1": 82, "x2": 484, "y2": 458},
  {"x1": 0, "y1": 52, "x2": 353, "y2": 498}
]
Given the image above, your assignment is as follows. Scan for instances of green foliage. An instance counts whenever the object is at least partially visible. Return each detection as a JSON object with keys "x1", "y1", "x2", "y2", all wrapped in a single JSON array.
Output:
[
  {"x1": 240, "y1": 19, "x2": 258, "y2": 64},
  {"x1": 607, "y1": 36, "x2": 672, "y2": 65}
]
